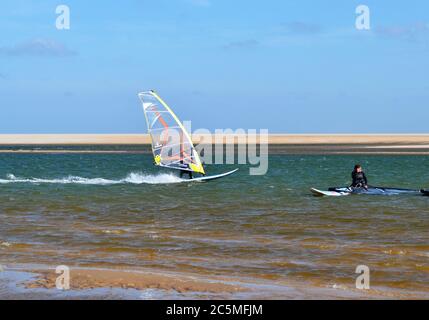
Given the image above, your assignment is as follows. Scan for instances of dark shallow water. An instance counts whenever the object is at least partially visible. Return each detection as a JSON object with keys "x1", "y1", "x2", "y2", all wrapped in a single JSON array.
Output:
[{"x1": 0, "y1": 151, "x2": 428, "y2": 297}]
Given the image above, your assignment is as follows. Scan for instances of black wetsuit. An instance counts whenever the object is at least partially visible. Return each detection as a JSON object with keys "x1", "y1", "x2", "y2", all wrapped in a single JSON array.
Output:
[
  {"x1": 180, "y1": 170, "x2": 193, "y2": 180},
  {"x1": 351, "y1": 171, "x2": 368, "y2": 188}
]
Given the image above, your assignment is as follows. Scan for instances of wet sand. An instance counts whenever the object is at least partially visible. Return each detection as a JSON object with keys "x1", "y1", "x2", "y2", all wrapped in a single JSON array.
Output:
[
  {"x1": 25, "y1": 268, "x2": 242, "y2": 294},
  {"x1": 1, "y1": 265, "x2": 427, "y2": 300}
]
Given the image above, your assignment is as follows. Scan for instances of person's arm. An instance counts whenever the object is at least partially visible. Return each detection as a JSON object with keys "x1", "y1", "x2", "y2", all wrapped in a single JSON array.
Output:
[{"x1": 363, "y1": 172, "x2": 368, "y2": 189}]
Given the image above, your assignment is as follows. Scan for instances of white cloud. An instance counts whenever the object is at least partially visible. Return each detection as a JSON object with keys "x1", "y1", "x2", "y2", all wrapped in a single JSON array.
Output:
[
  {"x1": 0, "y1": 38, "x2": 77, "y2": 57},
  {"x1": 222, "y1": 39, "x2": 260, "y2": 50},
  {"x1": 375, "y1": 22, "x2": 429, "y2": 42}
]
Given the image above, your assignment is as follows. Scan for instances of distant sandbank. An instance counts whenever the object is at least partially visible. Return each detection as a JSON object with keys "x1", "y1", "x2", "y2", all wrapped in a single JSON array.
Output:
[
  {"x1": 1, "y1": 134, "x2": 429, "y2": 145},
  {"x1": 1, "y1": 134, "x2": 429, "y2": 154}
]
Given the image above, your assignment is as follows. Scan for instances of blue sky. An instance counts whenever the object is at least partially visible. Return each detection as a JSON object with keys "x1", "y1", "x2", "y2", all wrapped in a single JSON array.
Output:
[{"x1": 0, "y1": 0, "x2": 428, "y2": 133}]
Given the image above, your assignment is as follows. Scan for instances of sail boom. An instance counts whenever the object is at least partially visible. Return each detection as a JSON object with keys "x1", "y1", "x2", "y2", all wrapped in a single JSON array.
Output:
[
  {"x1": 149, "y1": 126, "x2": 181, "y2": 132},
  {"x1": 158, "y1": 163, "x2": 194, "y2": 172},
  {"x1": 153, "y1": 142, "x2": 193, "y2": 151}
]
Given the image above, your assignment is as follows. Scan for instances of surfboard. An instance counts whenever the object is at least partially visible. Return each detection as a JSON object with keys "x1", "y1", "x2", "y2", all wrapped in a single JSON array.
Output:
[
  {"x1": 310, "y1": 188, "x2": 351, "y2": 197},
  {"x1": 311, "y1": 186, "x2": 423, "y2": 197},
  {"x1": 182, "y1": 169, "x2": 238, "y2": 183}
]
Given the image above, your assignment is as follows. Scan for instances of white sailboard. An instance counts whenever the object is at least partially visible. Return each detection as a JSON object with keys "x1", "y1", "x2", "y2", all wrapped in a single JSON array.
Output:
[
  {"x1": 138, "y1": 90, "x2": 237, "y2": 181},
  {"x1": 310, "y1": 188, "x2": 351, "y2": 197},
  {"x1": 179, "y1": 169, "x2": 238, "y2": 183},
  {"x1": 311, "y1": 186, "x2": 423, "y2": 197}
]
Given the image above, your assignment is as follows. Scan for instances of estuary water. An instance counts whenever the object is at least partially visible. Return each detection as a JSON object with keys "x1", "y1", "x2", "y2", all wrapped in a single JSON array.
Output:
[{"x1": 0, "y1": 149, "x2": 428, "y2": 298}]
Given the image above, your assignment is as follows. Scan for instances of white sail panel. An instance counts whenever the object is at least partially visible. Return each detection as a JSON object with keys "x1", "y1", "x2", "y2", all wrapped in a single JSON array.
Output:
[{"x1": 138, "y1": 91, "x2": 205, "y2": 175}]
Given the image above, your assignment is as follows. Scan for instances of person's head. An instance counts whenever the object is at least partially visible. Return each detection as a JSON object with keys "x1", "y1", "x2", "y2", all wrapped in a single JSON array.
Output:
[{"x1": 354, "y1": 164, "x2": 362, "y2": 172}]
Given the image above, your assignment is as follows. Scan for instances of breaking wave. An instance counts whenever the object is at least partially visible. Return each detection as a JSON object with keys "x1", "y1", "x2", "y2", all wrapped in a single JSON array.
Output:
[{"x1": 0, "y1": 172, "x2": 184, "y2": 185}]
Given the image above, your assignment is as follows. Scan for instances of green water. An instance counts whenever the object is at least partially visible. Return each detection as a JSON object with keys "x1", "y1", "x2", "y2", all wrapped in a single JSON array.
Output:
[{"x1": 0, "y1": 151, "x2": 428, "y2": 297}]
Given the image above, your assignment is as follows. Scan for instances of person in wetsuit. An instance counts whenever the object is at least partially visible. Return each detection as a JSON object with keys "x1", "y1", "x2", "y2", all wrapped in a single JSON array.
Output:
[
  {"x1": 180, "y1": 169, "x2": 193, "y2": 180},
  {"x1": 351, "y1": 164, "x2": 368, "y2": 189}
]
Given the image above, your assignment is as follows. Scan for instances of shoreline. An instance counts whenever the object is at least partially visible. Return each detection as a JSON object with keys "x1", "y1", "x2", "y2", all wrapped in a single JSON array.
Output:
[
  {"x1": 1, "y1": 264, "x2": 426, "y2": 300},
  {"x1": 0, "y1": 134, "x2": 429, "y2": 155},
  {"x1": 1, "y1": 150, "x2": 429, "y2": 155},
  {"x1": 0, "y1": 134, "x2": 429, "y2": 145}
]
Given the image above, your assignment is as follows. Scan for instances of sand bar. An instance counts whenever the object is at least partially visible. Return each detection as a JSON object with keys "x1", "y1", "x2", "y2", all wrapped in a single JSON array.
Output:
[
  {"x1": 1, "y1": 266, "x2": 426, "y2": 299},
  {"x1": 0, "y1": 134, "x2": 429, "y2": 145},
  {"x1": 25, "y1": 268, "x2": 243, "y2": 294}
]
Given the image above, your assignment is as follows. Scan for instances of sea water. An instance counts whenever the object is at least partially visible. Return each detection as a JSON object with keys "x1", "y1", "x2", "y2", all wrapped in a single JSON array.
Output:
[{"x1": 0, "y1": 149, "x2": 428, "y2": 297}]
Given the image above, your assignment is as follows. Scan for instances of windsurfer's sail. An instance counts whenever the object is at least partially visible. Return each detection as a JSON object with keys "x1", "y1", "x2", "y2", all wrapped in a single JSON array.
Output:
[{"x1": 138, "y1": 90, "x2": 205, "y2": 175}]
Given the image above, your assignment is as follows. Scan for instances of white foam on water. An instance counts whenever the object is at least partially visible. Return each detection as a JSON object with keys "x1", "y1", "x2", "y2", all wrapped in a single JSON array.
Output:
[
  {"x1": 122, "y1": 172, "x2": 183, "y2": 184},
  {"x1": 0, "y1": 172, "x2": 184, "y2": 185}
]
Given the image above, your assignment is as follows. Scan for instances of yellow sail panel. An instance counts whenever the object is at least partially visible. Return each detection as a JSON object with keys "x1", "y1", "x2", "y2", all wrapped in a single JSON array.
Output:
[{"x1": 138, "y1": 91, "x2": 205, "y2": 175}]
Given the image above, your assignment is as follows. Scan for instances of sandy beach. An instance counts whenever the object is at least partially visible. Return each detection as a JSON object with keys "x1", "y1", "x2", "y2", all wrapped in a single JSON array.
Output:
[
  {"x1": 0, "y1": 134, "x2": 428, "y2": 145},
  {"x1": 0, "y1": 134, "x2": 429, "y2": 155}
]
